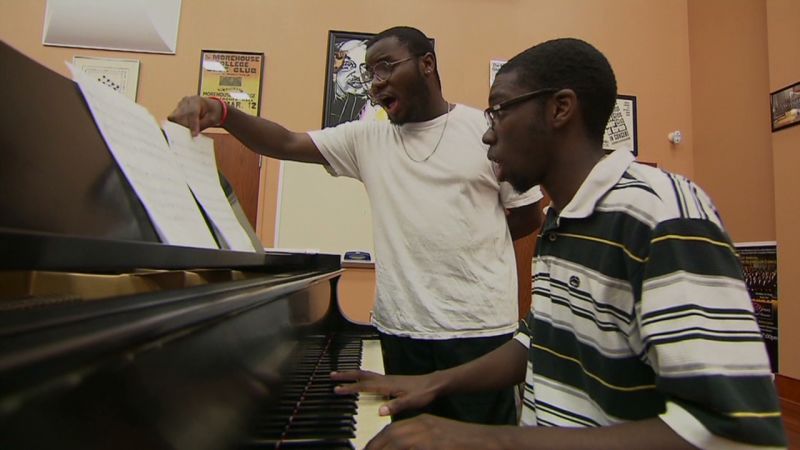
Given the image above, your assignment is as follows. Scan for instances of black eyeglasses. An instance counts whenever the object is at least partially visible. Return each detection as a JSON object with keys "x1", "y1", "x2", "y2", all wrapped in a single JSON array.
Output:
[
  {"x1": 484, "y1": 88, "x2": 559, "y2": 129},
  {"x1": 359, "y1": 56, "x2": 417, "y2": 85}
]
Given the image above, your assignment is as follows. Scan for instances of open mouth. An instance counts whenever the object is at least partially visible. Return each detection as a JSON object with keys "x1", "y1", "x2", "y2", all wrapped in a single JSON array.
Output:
[{"x1": 375, "y1": 93, "x2": 399, "y2": 115}]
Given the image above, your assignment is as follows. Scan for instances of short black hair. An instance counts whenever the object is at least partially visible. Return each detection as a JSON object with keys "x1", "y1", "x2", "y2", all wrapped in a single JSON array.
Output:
[
  {"x1": 367, "y1": 26, "x2": 440, "y2": 86},
  {"x1": 499, "y1": 38, "x2": 617, "y2": 143}
]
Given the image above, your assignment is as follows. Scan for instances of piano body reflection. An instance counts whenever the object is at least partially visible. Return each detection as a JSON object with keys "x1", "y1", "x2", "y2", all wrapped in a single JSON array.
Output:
[{"x1": 0, "y1": 41, "x2": 387, "y2": 449}]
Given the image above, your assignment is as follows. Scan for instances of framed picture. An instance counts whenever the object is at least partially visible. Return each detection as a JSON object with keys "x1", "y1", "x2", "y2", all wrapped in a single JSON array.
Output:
[
  {"x1": 770, "y1": 82, "x2": 800, "y2": 132},
  {"x1": 603, "y1": 94, "x2": 638, "y2": 156},
  {"x1": 322, "y1": 31, "x2": 436, "y2": 128},
  {"x1": 72, "y1": 55, "x2": 140, "y2": 101},
  {"x1": 198, "y1": 50, "x2": 264, "y2": 117},
  {"x1": 323, "y1": 31, "x2": 378, "y2": 128}
]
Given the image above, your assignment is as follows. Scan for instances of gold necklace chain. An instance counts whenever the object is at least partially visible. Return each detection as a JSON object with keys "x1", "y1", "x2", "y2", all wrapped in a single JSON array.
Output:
[{"x1": 397, "y1": 104, "x2": 451, "y2": 163}]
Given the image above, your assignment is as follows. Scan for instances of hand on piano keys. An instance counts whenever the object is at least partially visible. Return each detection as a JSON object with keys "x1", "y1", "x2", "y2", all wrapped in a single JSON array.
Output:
[
  {"x1": 239, "y1": 337, "x2": 390, "y2": 449},
  {"x1": 331, "y1": 351, "x2": 440, "y2": 422},
  {"x1": 332, "y1": 351, "x2": 508, "y2": 450},
  {"x1": 350, "y1": 339, "x2": 391, "y2": 449}
]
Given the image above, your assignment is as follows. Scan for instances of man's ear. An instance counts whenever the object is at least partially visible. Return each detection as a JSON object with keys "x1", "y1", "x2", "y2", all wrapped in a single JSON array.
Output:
[
  {"x1": 550, "y1": 89, "x2": 578, "y2": 130},
  {"x1": 419, "y1": 52, "x2": 436, "y2": 75}
]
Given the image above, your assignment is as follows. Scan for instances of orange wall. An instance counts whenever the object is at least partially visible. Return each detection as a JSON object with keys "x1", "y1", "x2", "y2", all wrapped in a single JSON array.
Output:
[
  {"x1": 688, "y1": 0, "x2": 775, "y2": 242},
  {"x1": 767, "y1": 0, "x2": 800, "y2": 379}
]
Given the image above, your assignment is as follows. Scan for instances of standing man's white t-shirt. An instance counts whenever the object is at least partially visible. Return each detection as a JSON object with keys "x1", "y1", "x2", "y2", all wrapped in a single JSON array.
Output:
[{"x1": 309, "y1": 104, "x2": 542, "y2": 339}]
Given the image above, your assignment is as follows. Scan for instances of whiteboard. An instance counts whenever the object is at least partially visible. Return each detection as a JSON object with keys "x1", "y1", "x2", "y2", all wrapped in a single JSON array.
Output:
[{"x1": 276, "y1": 161, "x2": 373, "y2": 256}]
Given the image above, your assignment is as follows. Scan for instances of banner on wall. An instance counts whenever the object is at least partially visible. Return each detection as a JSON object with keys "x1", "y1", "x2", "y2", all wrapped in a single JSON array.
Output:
[
  {"x1": 198, "y1": 50, "x2": 264, "y2": 118},
  {"x1": 735, "y1": 241, "x2": 779, "y2": 372}
]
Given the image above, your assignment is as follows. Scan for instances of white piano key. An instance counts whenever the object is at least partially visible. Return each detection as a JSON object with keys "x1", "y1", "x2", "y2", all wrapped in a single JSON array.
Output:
[{"x1": 352, "y1": 339, "x2": 391, "y2": 448}]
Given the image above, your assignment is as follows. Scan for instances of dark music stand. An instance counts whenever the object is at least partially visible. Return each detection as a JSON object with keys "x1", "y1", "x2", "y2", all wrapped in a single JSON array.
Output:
[{"x1": 0, "y1": 41, "x2": 288, "y2": 272}]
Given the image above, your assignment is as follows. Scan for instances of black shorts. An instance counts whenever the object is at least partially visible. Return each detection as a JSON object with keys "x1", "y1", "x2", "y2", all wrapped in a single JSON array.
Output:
[{"x1": 378, "y1": 331, "x2": 517, "y2": 425}]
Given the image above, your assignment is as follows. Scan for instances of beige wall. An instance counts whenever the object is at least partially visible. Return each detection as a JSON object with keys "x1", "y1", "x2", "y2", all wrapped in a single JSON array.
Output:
[
  {"x1": 1, "y1": 0, "x2": 795, "y2": 376},
  {"x1": 688, "y1": 0, "x2": 775, "y2": 241},
  {"x1": 767, "y1": 0, "x2": 800, "y2": 379}
]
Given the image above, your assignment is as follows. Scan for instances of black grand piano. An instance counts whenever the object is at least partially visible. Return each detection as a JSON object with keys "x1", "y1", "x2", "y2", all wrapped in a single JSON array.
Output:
[{"x1": 0, "y1": 41, "x2": 382, "y2": 449}]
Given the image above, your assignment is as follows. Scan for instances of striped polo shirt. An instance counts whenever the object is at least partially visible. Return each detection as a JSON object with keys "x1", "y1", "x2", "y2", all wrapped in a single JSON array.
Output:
[{"x1": 514, "y1": 149, "x2": 786, "y2": 449}]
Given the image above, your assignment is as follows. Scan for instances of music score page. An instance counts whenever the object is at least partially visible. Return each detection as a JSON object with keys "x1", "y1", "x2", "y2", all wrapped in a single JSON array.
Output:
[
  {"x1": 69, "y1": 63, "x2": 218, "y2": 249},
  {"x1": 162, "y1": 122, "x2": 256, "y2": 252}
]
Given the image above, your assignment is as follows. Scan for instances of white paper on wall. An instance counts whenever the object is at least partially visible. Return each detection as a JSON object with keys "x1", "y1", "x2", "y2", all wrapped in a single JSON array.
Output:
[{"x1": 43, "y1": 0, "x2": 181, "y2": 54}]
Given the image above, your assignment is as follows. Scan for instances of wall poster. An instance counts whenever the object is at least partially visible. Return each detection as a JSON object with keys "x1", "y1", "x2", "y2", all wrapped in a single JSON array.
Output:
[
  {"x1": 603, "y1": 94, "x2": 638, "y2": 156},
  {"x1": 321, "y1": 31, "x2": 434, "y2": 127},
  {"x1": 735, "y1": 241, "x2": 779, "y2": 372},
  {"x1": 322, "y1": 31, "x2": 384, "y2": 127},
  {"x1": 198, "y1": 50, "x2": 264, "y2": 117}
]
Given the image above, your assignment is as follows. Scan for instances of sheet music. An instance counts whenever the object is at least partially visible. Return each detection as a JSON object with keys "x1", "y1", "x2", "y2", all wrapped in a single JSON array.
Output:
[
  {"x1": 68, "y1": 63, "x2": 218, "y2": 249},
  {"x1": 162, "y1": 122, "x2": 256, "y2": 252}
]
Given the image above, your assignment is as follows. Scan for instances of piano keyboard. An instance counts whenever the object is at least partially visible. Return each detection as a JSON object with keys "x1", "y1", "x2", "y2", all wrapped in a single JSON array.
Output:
[
  {"x1": 240, "y1": 334, "x2": 390, "y2": 449},
  {"x1": 352, "y1": 339, "x2": 390, "y2": 449}
]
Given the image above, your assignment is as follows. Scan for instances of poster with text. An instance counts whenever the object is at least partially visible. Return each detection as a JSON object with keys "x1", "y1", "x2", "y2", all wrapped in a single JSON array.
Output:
[
  {"x1": 736, "y1": 241, "x2": 778, "y2": 372},
  {"x1": 198, "y1": 50, "x2": 264, "y2": 117},
  {"x1": 602, "y1": 95, "x2": 638, "y2": 156}
]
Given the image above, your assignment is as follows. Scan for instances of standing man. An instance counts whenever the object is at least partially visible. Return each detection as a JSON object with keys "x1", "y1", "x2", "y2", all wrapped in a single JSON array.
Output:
[
  {"x1": 168, "y1": 26, "x2": 542, "y2": 425},
  {"x1": 332, "y1": 38, "x2": 787, "y2": 449}
]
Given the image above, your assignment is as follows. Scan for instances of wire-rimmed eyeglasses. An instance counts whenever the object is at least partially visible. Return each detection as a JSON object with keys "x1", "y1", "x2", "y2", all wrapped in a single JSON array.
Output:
[
  {"x1": 359, "y1": 56, "x2": 418, "y2": 86},
  {"x1": 484, "y1": 88, "x2": 559, "y2": 129}
]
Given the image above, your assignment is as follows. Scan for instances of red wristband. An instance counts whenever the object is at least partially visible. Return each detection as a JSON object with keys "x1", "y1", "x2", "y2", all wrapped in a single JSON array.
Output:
[{"x1": 208, "y1": 96, "x2": 228, "y2": 127}]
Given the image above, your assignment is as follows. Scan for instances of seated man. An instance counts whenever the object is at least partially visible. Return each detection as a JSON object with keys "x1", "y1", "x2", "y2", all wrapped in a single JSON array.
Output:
[{"x1": 332, "y1": 38, "x2": 787, "y2": 450}]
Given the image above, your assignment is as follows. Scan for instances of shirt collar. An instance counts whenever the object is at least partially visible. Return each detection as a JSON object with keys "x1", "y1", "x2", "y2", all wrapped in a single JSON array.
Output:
[{"x1": 557, "y1": 149, "x2": 635, "y2": 219}]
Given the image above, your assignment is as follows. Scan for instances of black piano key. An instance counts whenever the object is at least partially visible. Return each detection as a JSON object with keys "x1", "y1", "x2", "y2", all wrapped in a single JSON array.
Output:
[
  {"x1": 269, "y1": 406, "x2": 357, "y2": 416},
  {"x1": 281, "y1": 428, "x2": 355, "y2": 439},
  {"x1": 248, "y1": 429, "x2": 355, "y2": 441},
  {"x1": 252, "y1": 418, "x2": 355, "y2": 432},
  {"x1": 278, "y1": 399, "x2": 355, "y2": 408},
  {"x1": 238, "y1": 333, "x2": 371, "y2": 450},
  {"x1": 240, "y1": 437, "x2": 354, "y2": 449}
]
